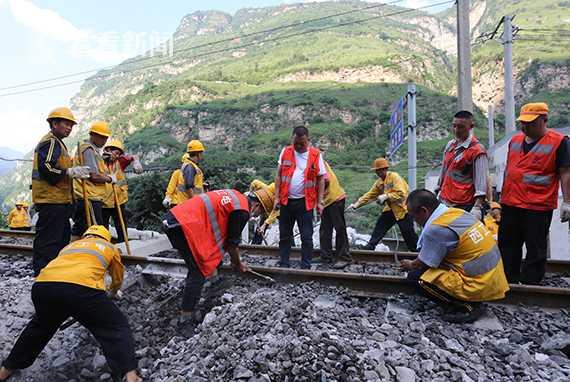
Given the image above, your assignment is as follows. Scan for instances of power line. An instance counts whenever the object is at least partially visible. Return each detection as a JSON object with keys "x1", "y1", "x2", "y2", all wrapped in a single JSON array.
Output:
[
  {"x1": 0, "y1": 156, "x2": 31, "y2": 162},
  {"x1": 0, "y1": 0, "x2": 404, "y2": 92},
  {"x1": 0, "y1": 0, "x2": 455, "y2": 98}
]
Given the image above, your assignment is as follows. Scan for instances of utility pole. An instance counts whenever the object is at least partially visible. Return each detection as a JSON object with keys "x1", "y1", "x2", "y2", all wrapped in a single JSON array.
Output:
[
  {"x1": 503, "y1": 15, "x2": 516, "y2": 133},
  {"x1": 457, "y1": 0, "x2": 473, "y2": 112},
  {"x1": 407, "y1": 83, "x2": 417, "y2": 191},
  {"x1": 488, "y1": 104, "x2": 495, "y2": 147}
]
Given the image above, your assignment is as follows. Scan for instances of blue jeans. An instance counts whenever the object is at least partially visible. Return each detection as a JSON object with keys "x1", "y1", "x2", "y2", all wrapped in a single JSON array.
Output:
[{"x1": 279, "y1": 198, "x2": 314, "y2": 269}]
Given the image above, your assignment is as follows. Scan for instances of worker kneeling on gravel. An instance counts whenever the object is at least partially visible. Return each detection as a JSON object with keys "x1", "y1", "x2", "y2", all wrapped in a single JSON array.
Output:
[
  {"x1": 0, "y1": 226, "x2": 141, "y2": 382},
  {"x1": 400, "y1": 189, "x2": 509, "y2": 323},
  {"x1": 163, "y1": 189, "x2": 253, "y2": 317}
]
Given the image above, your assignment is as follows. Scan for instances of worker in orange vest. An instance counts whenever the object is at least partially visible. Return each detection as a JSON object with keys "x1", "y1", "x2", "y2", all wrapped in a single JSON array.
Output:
[
  {"x1": 163, "y1": 189, "x2": 258, "y2": 317},
  {"x1": 273, "y1": 126, "x2": 327, "y2": 269},
  {"x1": 499, "y1": 103, "x2": 570, "y2": 284},
  {"x1": 436, "y1": 110, "x2": 488, "y2": 220}
]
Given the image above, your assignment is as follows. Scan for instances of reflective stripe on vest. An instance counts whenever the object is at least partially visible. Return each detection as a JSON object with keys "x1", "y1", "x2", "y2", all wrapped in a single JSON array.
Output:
[
  {"x1": 448, "y1": 170, "x2": 473, "y2": 185},
  {"x1": 198, "y1": 193, "x2": 225, "y2": 255},
  {"x1": 523, "y1": 174, "x2": 552, "y2": 186},
  {"x1": 58, "y1": 248, "x2": 109, "y2": 268},
  {"x1": 462, "y1": 245, "x2": 501, "y2": 277}
]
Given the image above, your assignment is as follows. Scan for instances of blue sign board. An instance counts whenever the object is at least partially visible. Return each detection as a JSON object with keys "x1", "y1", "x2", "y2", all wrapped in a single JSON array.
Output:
[{"x1": 388, "y1": 96, "x2": 406, "y2": 157}]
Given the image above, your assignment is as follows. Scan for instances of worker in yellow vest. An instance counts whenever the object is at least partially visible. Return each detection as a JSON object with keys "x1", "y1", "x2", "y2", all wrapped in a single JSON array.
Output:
[
  {"x1": 181, "y1": 140, "x2": 206, "y2": 198},
  {"x1": 484, "y1": 202, "x2": 501, "y2": 240},
  {"x1": 7, "y1": 202, "x2": 32, "y2": 231},
  {"x1": 320, "y1": 161, "x2": 352, "y2": 266},
  {"x1": 348, "y1": 158, "x2": 418, "y2": 252},
  {"x1": 101, "y1": 139, "x2": 143, "y2": 243},
  {"x1": 400, "y1": 189, "x2": 509, "y2": 323},
  {"x1": 247, "y1": 179, "x2": 279, "y2": 244},
  {"x1": 0, "y1": 226, "x2": 141, "y2": 382},
  {"x1": 31, "y1": 107, "x2": 91, "y2": 276},
  {"x1": 71, "y1": 121, "x2": 117, "y2": 238},
  {"x1": 163, "y1": 154, "x2": 192, "y2": 209}
]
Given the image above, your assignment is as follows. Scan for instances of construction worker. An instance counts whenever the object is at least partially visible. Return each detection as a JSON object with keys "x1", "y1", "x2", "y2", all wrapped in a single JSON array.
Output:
[
  {"x1": 436, "y1": 110, "x2": 488, "y2": 219},
  {"x1": 499, "y1": 103, "x2": 570, "y2": 285},
  {"x1": 102, "y1": 139, "x2": 143, "y2": 243},
  {"x1": 320, "y1": 161, "x2": 352, "y2": 266},
  {"x1": 484, "y1": 202, "x2": 501, "y2": 240},
  {"x1": 273, "y1": 126, "x2": 326, "y2": 269},
  {"x1": 348, "y1": 158, "x2": 418, "y2": 252},
  {"x1": 401, "y1": 189, "x2": 509, "y2": 323},
  {"x1": 31, "y1": 107, "x2": 91, "y2": 276},
  {"x1": 163, "y1": 154, "x2": 191, "y2": 209},
  {"x1": 7, "y1": 202, "x2": 31, "y2": 231},
  {"x1": 181, "y1": 140, "x2": 206, "y2": 199},
  {"x1": 163, "y1": 189, "x2": 253, "y2": 316},
  {"x1": 0, "y1": 226, "x2": 141, "y2": 382},
  {"x1": 248, "y1": 179, "x2": 279, "y2": 245},
  {"x1": 71, "y1": 121, "x2": 117, "y2": 238}
]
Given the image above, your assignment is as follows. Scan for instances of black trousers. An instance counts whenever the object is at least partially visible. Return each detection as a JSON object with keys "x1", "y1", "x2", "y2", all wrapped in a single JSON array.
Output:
[
  {"x1": 102, "y1": 204, "x2": 128, "y2": 243},
  {"x1": 164, "y1": 211, "x2": 207, "y2": 311},
  {"x1": 407, "y1": 267, "x2": 477, "y2": 313},
  {"x1": 2, "y1": 282, "x2": 137, "y2": 377},
  {"x1": 72, "y1": 199, "x2": 104, "y2": 236},
  {"x1": 32, "y1": 203, "x2": 73, "y2": 277},
  {"x1": 498, "y1": 205, "x2": 553, "y2": 284},
  {"x1": 279, "y1": 198, "x2": 314, "y2": 268},
  {"x1": 368, "y1": 211, "x2": 418, "y2": 252},
  {"x1": 319, "y1": 199, "x2": 350, "y2": 259}
]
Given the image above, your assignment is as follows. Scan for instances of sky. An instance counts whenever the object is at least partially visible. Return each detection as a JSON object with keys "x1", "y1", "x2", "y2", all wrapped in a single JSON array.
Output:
[{"x1": 0, "y1": 0, "x2": 452, "y2": 155}]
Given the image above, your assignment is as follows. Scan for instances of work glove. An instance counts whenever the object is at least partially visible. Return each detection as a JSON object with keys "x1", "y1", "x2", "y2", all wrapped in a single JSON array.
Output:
[
  {"x1": 132, "y1": 157, "x2": 143, "y2": 174},
  {"x1": 66, "y1": 166, "x2": 90, "y2": 179},
  {"x1": 471, "y1": 206, "x2": 483, "y2": 222},
  {"x1": 377, "y1": 194, "x2": 389, "y2": 204},
  {"x1": 162, "y1": 197, "x2": 171, "y2": 208},
  {"x1": 561, "y1": 201, "x2": 570, "y2": 223},
  {"x1": 347, "y1": 203, "x2": 358, "y2": 211},
  {"x1": 108, "y1": 174, "x2": 118, "y2": 184}
]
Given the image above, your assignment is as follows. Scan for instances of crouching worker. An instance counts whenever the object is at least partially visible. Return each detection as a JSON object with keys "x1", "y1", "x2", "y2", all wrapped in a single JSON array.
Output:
[
  {"x1": 163, "y1": 189, "x2": 253, "y2": 317},
  {"x1": 0, "y1": 226, "x2": 141, "y2": 382},
  {"x1": 400, "y1": 189, "x2": 509, "y2": 323}
]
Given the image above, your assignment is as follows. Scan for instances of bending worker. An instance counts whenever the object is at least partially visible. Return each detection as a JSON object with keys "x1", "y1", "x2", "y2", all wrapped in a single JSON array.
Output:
[
  {"x1": 437, "y1": 110, "x2": 488, "y2": 219},
  {"x1": 0, "y1": 226, "x2": 141, "y2": 382},
  {"x1": 102, "y1": 139, "x2": 143, "y2": 243},
  {"x1": 499, "y1": 103, "x2": 570, "y2": 285},
  {"x1": 7, "y1": 202, "x2": 31, "y2": 231},
  {"x1": 163, "y1": 189, "x2": 253, "y2": 317},
  {"x1": 72, "y1": 121, "x2": 117, "y2": 238},
  {"x1": 248, "y1": 179, "x2": 279, "y2": 244},
  {"x1": 163, "y1": 154, "x2": 191, "y2": 209},
  {"x1": 400, "y1": 189, "x2": 509, "y2": 323},
  {"x1": 348, "y1": 157, "x2": 418, "y2": 252},
  {"x1": 32, "y1": 107, "x2": 90, "y2": 276}
]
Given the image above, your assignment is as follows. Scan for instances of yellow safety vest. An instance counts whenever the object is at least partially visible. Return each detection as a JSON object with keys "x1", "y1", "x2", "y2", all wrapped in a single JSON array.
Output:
[
  {"x1": 73, "y1": 141, "x2": 109, "y2": 201},
  {"x1": 356, "y1": 171, "x2": 409, "y2": 220},
  {"x1": 7, "y1": 208, "x2": 31, "y2": 228},
  {"x1": 421, "y1": 208, "x2": 509, "y2": 301},
  {"x1": 323, "y1": 162, "x2": 346, "y2": 208},
  {"x1": 31, "y1": 132, "x2": 73, "y2": 204},
  {"x1": 181, "y1": 160, "x2": 204, "y2": 193},
  {"x1": 103, "y1": 161, "x2": 128, "y2": 208},
  {"x1": 36, "y1": 237, "x2": 124, "y2": 291},
  {"x1": 165, "y1": 169, "x2": 189, "y2": 206}
]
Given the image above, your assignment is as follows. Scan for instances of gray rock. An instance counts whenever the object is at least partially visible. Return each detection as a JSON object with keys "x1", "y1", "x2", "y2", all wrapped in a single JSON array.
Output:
[
  {"x1": 92, "y1": 354, "x2": 106, "y2": 370},
  {"x1": 233, "y1": 366, "x2": 254, "y2": 379},
  {"x1": 444, "y1": 338, "x2": 465, "y2": 353},
  {"x1": 396, "y1": 366, "x2": 416, "y2": 382},
  {"x1": 221, "y1": 293, "x2": 234, "y2": 303},
  {"x1": 364, "y1": 370, "x2": 380, "y2": 380},
  {"x1": 541, "y1": 333, "x2": 570, "y2": 353},
  {"x1": 52, "y1": 354, "x2": 70, "y2": 368},
  {"x1": 100, "y1": 373, "x2": 111, "y2": 380}
]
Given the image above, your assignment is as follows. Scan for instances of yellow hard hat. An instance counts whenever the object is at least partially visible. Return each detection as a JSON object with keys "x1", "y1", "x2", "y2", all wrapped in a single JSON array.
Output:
[
  {"x1": 187, "y1": 140, "x2": 205, "y2": 153},
  {"x1": 47, "y1": 107, "x2": 77, "y2": 125},
  {"x1": 517, "y1": 102, "x2": 549, "y2": 123},
  {"x1": 252, "y1": 182, "x2": 276, "y2": 214},
  {"x1": 181, "y1": 153, "x2": 190, "y2": 163},
  {"x1": 22, "y1": 202, "x2": 29, "y2": 208},
  {"x1": 89, "y1": 121, "x2": 111, "y2": 137},
  {"x1": 83, "y1": 225, "x2": 112, "y2": 242},
  {"x1": 370, "y1": 157, "x2": 390, "y2": 171},
  {"x1": 105, "y1": 139, "x2": 124, "y2": 153},
  {"x1": 15, "y1": 201, "x2": 24, "y2": 206},
  {"x1": 490, "y1": 202, "x2": 501, "y2": 210}
]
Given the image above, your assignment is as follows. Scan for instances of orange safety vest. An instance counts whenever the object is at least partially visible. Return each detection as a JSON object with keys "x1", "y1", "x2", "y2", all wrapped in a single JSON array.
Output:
[
  {"x1": 171, "y1": 189, "x2": 249, "y2": 278},
  {"x1": 501, "y1": 130, "x2": 565, "y2": 211},
  {"x1": 440, "y1": 136, "x2": 486, "y2": 205},
  {"x1": 278, "y1": 145, "x2": 321, "y2": 210}
]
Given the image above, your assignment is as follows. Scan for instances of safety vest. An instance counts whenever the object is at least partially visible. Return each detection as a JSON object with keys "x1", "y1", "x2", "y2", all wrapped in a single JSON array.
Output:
[
  {"x1": 103, "y1": 160, "x2": 128, "y2": 208},
  {"x1": 73, "y1": 141, "x2": 109, "y2": 201},
  {"x1": 501, "y1": 130, "x2": 565, "y2": 211},
  {"x1": 31, "y1": 132, "x2": 73, "y2": 204},
  {"x1": 181, "y1": 160, "x2": 204, "y2": 193},
  {"x1": 355, "y1": 171, "x2": 409, "y2": 220},
  {"x1": 8, "y1": 208, "x2": 31, "y2": 229},
  {"x1": 164, "y1": 169, "x2": 187, "y2": 206},
  {"x1": 323, "y1": 162, "x2": 345, "y2": 208},
  {"x1": 440, "y1": 136, "x2": 486, "y2": 205},
  {"x1": 278, "y1": 145, "x2": 321, "y2": 210},
  {"x1": 420, "y1": 208, "x2": 509, "y2": 301},
  {"x1": 171, "y1": 189, "x2": 249, "y2": 278},
  {"x1": 36, "y1": 237, "x2": 124, "y2": 291}
]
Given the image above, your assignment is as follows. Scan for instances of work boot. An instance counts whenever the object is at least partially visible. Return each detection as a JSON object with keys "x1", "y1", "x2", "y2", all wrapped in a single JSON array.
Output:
[{"x1": 442, "y1": 304, "x2": 485, "y2": 324}]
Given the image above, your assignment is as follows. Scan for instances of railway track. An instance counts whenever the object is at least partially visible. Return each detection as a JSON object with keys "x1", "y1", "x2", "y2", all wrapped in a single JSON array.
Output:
[{"x1": 2, "y1": 242, "x2": 569, "y2": 309}]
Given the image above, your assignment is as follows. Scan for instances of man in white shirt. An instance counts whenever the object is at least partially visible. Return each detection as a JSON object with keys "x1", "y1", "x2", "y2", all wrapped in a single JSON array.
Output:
[{"x1": 274, "y1": 126, "x2": 326, "y2": 268}]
